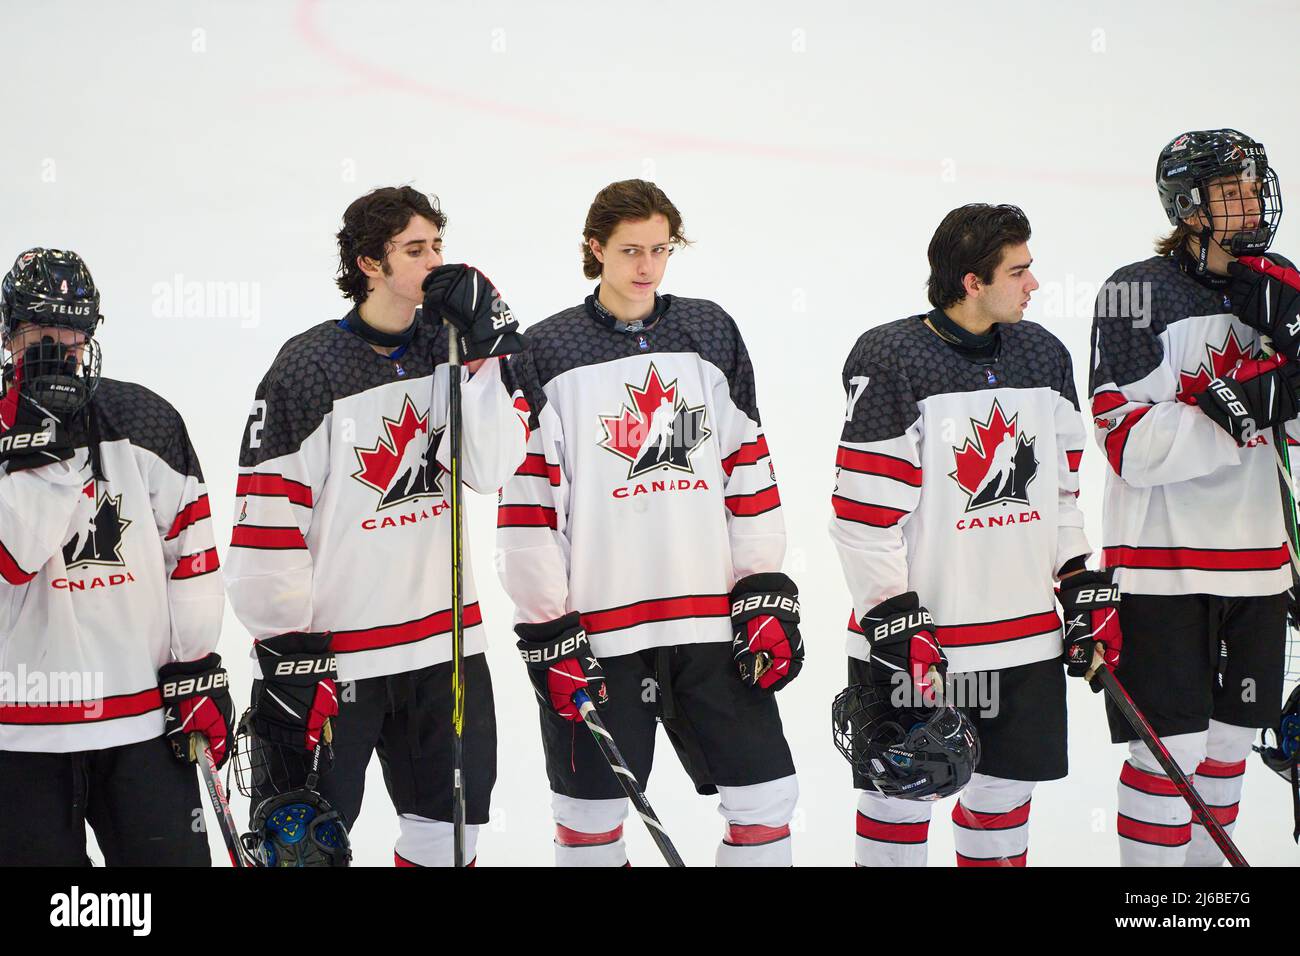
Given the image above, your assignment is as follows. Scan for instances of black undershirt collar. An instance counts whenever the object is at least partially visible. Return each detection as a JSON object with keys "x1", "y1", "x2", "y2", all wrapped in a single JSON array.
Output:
[
  {"x1": 1174, "y1": 246, "x2": 1230, "y2": 292},
  {"x1": 925, "y1": 307, "x2": 1001, "y2": 362},
  {"x1": 339, "y1": 306, "x2": 417, "y2": 357},
  {"x1": 585, "y1": 286, "x2": 671, "y2": 334}
]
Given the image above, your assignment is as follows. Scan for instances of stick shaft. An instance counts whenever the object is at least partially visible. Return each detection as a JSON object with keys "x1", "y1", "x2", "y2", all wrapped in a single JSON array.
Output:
[{"x1": 447, "y1": 324, "x2": 467, "y2": 868}]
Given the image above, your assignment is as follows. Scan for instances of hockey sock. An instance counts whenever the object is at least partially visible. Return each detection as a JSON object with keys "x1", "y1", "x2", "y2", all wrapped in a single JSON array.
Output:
[
  {"x1": 1186, "y1": 719, "x2": 1253, "y2": 867},
  {"x1": 715, "y1": 776, "x2": 798, "y2": 867},
  {"x1": 855, "y1": 789, "x2": 931, "y2": 867},
  {"x1": 394, "y1": 814, "x2": 478, "y2": 867},
  {"x1": 552, "y1": 794, "x2": 628, "y2": 867},
  {"x1": 951, "y1": 774, "x2": 1034, "y2": 866},
  {"x1": 1117, "y1": 732, "x2": 1204, "y2": 866}
]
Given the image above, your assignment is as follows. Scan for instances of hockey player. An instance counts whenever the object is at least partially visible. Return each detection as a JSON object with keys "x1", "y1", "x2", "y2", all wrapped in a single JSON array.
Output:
[
  {"x1": 0, "y1": 248, "x2": 229, "y2": 865},
  {"x1": 225, "y1": 186, "x2": 528, "y2": 867},
  {"x1": 1090, "y1": 129, "x2": 1296, "y2": 866},
  {"x1": 832, "y1": 204, "x2": 1096, "y2": 866},
  {"x1": 498, "y1": 179, "x2": 802, "y2": 866}
]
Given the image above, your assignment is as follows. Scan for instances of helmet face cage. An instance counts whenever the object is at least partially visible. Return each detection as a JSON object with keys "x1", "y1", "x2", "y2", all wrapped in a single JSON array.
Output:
[
  {"x1": 1, "y1": 248, "x2": 105, "y2": 417},
  {"x1": 1158, "y1": 130, "x2": 1284, "y2": 264},
  {"x1": 231, "y1": 709, "x2": 335, "y2": 800},
  {"x1": 832, "y1": 683, "x2": 979, "y2": 801}
]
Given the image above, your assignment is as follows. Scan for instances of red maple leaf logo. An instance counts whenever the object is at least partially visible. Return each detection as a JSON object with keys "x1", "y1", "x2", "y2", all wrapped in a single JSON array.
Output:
[
  {"x1": 951, "y1": 399, "x2": 1017, "y2": 496},
  {"x1": 352, "y1": 395, "x2": 429, "y2": 496},
  {"x1": 1177, "y1": 328, "x2": 1254, "y2": 401},
  {"x1": 599, "y1": 364, "x2": 679, "y2": 463}
]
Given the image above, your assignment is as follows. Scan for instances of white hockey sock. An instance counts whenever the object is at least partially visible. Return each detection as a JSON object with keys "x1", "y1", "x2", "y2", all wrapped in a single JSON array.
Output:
[
  {"x1": 951, "y1": 774, "x2": 1034, "y2": 867},
  {"x1": 855, "y1": 790, "x2": 931, "y2": 867},
  {"x1": 1186, "y1": 720, "x2": 1253, "y2": 867},
  {"x1": 394, "y1": 814, "x2": 478, "y2": 867},
  {"x1": 1117, "y1": 732, "x2": 1204, "y2": 866},
  {"x1": 552, "y1": 794, "x2": 629, "y2": 867},
  {"x1": 715, "y1": 775, "x2": 798, "y2": 867}
]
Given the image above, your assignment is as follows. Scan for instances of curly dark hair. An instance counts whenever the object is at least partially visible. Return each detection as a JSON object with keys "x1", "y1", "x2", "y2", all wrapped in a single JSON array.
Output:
[
  {"x1": 582, "y1": 179, "x2": 689, "y2": 279},
  {"x1": 336, "y1": 186, "x2": 447, "y2": 303},
  {"x1": 926, "y1": 204, "x2": 1032, "y2": 309}
]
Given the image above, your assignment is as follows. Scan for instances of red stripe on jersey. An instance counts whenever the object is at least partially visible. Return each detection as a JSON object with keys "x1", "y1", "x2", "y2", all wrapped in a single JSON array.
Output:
[
  {"x1": 1103, "y1": 406, "x2": 1150, "y2": 475},
  {"x1": 1195, "y1": 758, "x2": 1247, "y2": 779},
  {"x1": 1066, "y1": 449, "x2": 1083, "y2": 473},
  {"x1": 725, "y1": 485, "x2": 781, "y2": 517},
  {"x1": 835, "y1": 447, "x2": 923, "y2": 486},
  {"x1": 515, "y1": 453, "x2": 549, "y2": 479},
  {"x1": 172, "y1": 548, "x2": 220, "y2": 580},
  {"x1": 166, "y1": 494, "x2": 211, "y2": 540},
  {"x1": 236, "y1": 473, "x2": 313, "y2": 508},
  {"x1": 582, "y1": 594, "x2": 730, "y2": 635},
  {"x1": 0, "y1": 539, "x2": 37, "y2": 585},
  {"x1": 856, "y1": 812, "x2": 930, "y2": 844},
  {"x1": 832, "y1": 495, "x2": 908, "y2": 528},
  {"x1": 1103, "y1": 544, "x2": 1289, "y2": 572},
  {"x1": 1120, "y1": 761, "x2": 1181, "y2": 796},
  {"x1": 497, "y1": 505, "x2": 557, "y2": 529},
  {"x1": 332, "y1": 602, "x2": 484, "y2": 654},
  {"x1": 1091, "y1": 390, "x2": 1128, "y2": 416},
  {"x1": 0, "y1": 687, "x2": 161, "y2": 725},
  {"x1": 230, "y1": 525, "x2": 307, "y2": 551},
  {"x1": 721, "y1": 436, "x2": 771, "y2": 477},
  {"x1": 952, "y1": 798, "x2": 1031, "y2": 831},
  {"x1": 956, "y1": 851, "x2": 1026, "y2": 867},
  {"x1": 933, "y1": 610, "x2": 1060, "y2": 648},
  {"x1": 1117, "y1": 814, "x2": 1191, "y2": 847}
]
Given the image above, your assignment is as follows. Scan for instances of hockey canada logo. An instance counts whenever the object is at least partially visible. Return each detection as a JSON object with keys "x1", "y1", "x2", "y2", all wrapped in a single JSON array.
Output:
[
  {"x1": 62, "y1": 480, "x2": 131, "y2": 569},
  {"x1": 949, "y1": 399, "x2": 1038, "y2": 511},
  {"x1": 351, "y1": 395, "x2": 445, "y2": 510},
  {"x1": 598, "y1": 364, "x2": 711, "y2": 480},
  {"x1": 1176, "y1": 327, "x2": 1254, "y2": 401}
]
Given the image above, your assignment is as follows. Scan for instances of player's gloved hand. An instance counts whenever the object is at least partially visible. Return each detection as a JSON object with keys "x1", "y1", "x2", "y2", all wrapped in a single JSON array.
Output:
[
  {"x1": 1191, "y1": 352, "x2": 1300, "y2": 444},
  {"x1": 0, "y1": 350, "x2": 75, "y2": 473},
  {"x1": 1228, "y1": 255, "x2": 1300, "y2": 359},
  {"x1": 159, "y1": 652, "x2": 236, "y2": 768},
  {"x1": 252, "y1": 632, "x2": 338, "y2": 751},
  {"x1": 515, "y1": 612, "x2": 607, "y2": 721},
  {"x1": 730, "y1": 572, "x2": 803, "y2": 691},
  {"x1": 1056, "y1": 569, "x2": 1122, "y2": 693},
  {"x1": 421, "y1": 264, "x2": 524, "y2": 361},
  {"x1": 860, "y1": 592, "x2": 945, "y2": 699}
]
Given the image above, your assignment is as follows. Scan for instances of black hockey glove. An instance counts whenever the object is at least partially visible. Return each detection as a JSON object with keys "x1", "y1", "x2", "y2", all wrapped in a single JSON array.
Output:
[
  {"x1": 252, "y1": 632, "x2": 338, "y2": 752},
  {"x1": 730, "y1": 572, "x2": 803, "y2": 691},
  {"x1": 159, "y1": 652, "x2": 236, "y2": 768},
  {"x1": 516, "y1": 612, "x2": 607, "y2": 722},
  {"x1": 421, "y1": 264, "x2": 524, "y2": 361},
  {"x1": 1228, "y1": 255, "x2": 1300, "y2": 360},
  {"x1": 1056, "y1": 569, "x2": 1122, "y2": 692},
  {"x1": 859, "y1": 592, "x2": 945, "y2": 700},
  {"x1": 1191, "y1": 352, "x2": 1300, "y2": 445},
  {"x1": 0, "y1": 350, "x2": 76, "y2": 473}
]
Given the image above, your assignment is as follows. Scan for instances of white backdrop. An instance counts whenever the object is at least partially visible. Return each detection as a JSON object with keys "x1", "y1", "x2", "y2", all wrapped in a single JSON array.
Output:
[{"x1": 3, "y1": 0, "x2": 1299, "y2": 865}]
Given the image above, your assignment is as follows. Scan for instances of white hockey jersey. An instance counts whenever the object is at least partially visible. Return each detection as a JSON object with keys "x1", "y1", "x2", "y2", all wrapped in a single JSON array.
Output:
[
  {"x1": 1089, "y1": 253, "x2": 1297, "y2": 597},
  {"x1": 224, "y1": 311, "x2": 528, "y2": 682},
  {"x1": 0, "y1": 379, "x2": 224, "y2": 752},
  {"x1": 832, "y1": 314, "x2": 1090, "y2": 674},
  {"x1": 497, "y1": 294, "x2": 785, "y2": 659}
]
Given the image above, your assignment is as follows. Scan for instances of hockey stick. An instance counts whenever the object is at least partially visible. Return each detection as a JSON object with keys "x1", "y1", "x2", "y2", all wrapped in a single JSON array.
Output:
[
  {"x1": 573, "y1": 688, "x2": 686, "y2": 867},
  {"x1": 1086, "y1": 648, "x2": 1249, "y2": 867},
  {"x1": 445, "y1": 321, "x2": 468, "y2": 868},
  {"x1": 190, "y1": 733, "x2": 248, "y2": 868}
]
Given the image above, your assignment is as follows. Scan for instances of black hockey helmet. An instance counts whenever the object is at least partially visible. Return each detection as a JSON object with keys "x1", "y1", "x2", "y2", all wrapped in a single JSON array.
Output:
[
  {"x1": 1156, "y1": 129, "x2": 1282, "y2": 270},
  {"x1": 1, "y1": 248, "x2": 104, "y2": 416},
  {"x1": 243, "y1": 789, "x2": 352, "y2": 867},
  {"x1": 1253, "y1": 684, "x2": 1300, "y2": 842},
  {"x1": 832, "y1": 681, "x2": 980, "y2": 801}
]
